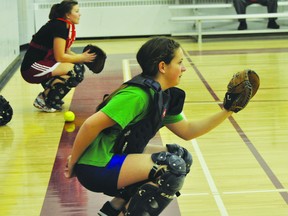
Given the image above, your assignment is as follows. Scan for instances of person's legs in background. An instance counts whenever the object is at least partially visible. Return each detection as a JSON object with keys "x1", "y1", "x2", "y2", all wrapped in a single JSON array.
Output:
[
  {"x1": 258, "y1": 0, "x2": 280, "y2": 29},
  {"x1": 233, "y1": 0, "x2": 279, "y2": 30},
  {"x1": 233, "y1": 0, "x2": 252, "y2": 30}
]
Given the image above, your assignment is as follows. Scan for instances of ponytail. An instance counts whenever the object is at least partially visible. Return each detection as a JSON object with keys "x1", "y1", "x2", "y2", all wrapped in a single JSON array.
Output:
[
  {"x1": 49, "y1": 3, "x2": 60, "y2": 19},
  {"x1": 49, "y1": 0, "x2": 78, "y2": 20}
]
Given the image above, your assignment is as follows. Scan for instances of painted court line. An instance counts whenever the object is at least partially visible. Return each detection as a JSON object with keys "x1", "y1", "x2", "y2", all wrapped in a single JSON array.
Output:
[
  {"x1": 183, "y1": 48, "x2": 288, "y2": 205},
  {"x1": 224, "y1": 189, "x2": 288, "y2": 195},
  {"x1": 181, "y1": 192, "x2": 210, "y2": 196},
  {"x1": 182, "y1": 189, "x2": 288, "y2": 196},
  {"x1": 122, "y1": 59, "x2": 132, "y2": 81},
  {"x1": 191, "y1": 139, "x2": 229, "y2": 216}
]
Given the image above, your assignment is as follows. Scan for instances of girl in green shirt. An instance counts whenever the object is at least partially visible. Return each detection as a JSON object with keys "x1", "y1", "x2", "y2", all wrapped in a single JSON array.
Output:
[{"x1": 65, "y1": 37, "x2": 233, "y2": 215}]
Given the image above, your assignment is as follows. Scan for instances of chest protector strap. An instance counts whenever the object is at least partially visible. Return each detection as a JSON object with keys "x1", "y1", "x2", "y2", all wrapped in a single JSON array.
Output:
[
  {"x1": 113, "y1": 75, "x2": 168, "y2": 154},
  {"x1": 98, "y1": 74, "x2": 186, "y2": 154}
]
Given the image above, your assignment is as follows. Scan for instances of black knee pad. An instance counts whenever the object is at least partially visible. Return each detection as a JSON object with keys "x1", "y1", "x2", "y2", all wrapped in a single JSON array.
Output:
[
  {"x1": 157, "y1": 168, "x2": 186, "y2": 195},
  {"x1": 67, "y1": 64, "x2": 85, "y2": 87},
  {"x1": 45, "y1": 82, "x2": 71, "y2": 109},
  {"x1": 0, "y1": 95, "x2": 13, "y2": 126},
  {"x1": 151, "y1": 151, "x2": 187, "y2": 176},
  {"x1": 166, "y1": 143, "x2": 193, "y2": 174}
]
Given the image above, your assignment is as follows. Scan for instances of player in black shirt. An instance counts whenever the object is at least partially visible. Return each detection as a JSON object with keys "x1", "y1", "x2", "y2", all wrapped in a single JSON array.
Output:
[{"x1": 21, "y1": 0, "x2": 96, "y2": 112}]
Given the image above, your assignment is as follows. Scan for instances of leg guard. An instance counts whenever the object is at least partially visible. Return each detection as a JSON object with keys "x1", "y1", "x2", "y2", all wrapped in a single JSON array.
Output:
[
  {"x1": 45, "y1": 64, "x2": 85, "y2": 109},
  {"x1": 117, "y1": 180, "x2": 149, "y2": 203},
  {"x1": 41, "y1": 77, "x2": 59, "y2": 90},
  {"x1": 66, "y1": 64, "x2": 85, "y2": 87},
  {"x1": 45, "y1": 82, "x2": 71, "y2": 109},
  {"x1": 151, "y1": 151, "x2": 187, "y2": 176},
  {"x1": 124, "y1": 152, "x2": 186, "y2": 216},
  {"x1": 166, "y1": 143, "x2": 193, "y2": 174}
]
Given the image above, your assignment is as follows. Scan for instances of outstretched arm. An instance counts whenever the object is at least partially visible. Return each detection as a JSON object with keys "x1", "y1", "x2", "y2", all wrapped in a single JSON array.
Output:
[{"x1": 166, "y1": 109, "x2": 232, "y2": 141}]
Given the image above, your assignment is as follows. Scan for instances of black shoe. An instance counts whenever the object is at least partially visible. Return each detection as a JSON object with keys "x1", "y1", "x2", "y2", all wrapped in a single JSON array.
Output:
[
  {"x1": 267, "y1": 20, "x2": 280, "y2": 29},
  {"x1": 98, "y1": 202, "x2": 121, "y2": 216},
  {"x1": 238, "y1": 21, "x2": 247, "y2": 30}
]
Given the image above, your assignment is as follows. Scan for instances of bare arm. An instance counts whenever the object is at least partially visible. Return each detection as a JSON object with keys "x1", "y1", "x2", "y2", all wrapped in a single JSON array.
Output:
[
  {"x1": 70, "y1": 111, "x2": 116, "y2": 164},
  {"x1": 65, "y1": 111, "x2": 116, "y2": 178},
  {"x1": 166, "y1": 109, "x2": 232, "y2": 140},
  {"x1": 53, "y1": 37, "x2": 96, "y2": 63},
  {"x1": 66, "y1": 47, "x2": 76, "y2": 55}
]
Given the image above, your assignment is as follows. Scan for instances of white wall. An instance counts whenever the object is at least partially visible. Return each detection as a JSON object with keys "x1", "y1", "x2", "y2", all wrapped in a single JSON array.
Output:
[
  {"x1": 17, "y1": 0, "x2": 36, "y2": 46},
  {"x1": 34, "y1": 4, "x2": 174, "y2": 38},
  {"x1": 33, "y1": 0, "x2": 288, "y2": 39},
  {"x1": 0, "y1": 0, "x2": 19, "y2": 78},
  {"x1": 1, "y1": 0, "x2": 287, "y2": 81},
  {"x1": 33, "y1": 1, "x2": 181, "y2": 38}
]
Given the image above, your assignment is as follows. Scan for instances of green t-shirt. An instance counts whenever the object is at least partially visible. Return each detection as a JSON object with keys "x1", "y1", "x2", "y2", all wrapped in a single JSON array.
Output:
[{"x1": 77, "y1": 86, "x2": 184, "y2": 167}]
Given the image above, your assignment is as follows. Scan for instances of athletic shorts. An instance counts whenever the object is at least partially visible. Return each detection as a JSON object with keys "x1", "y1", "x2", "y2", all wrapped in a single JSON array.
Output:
[
  {"x1": 74, "y1": 154, "x2": 127, "y2": 196},
  {"x1": 21, "y1": 60, "x2": 60, "y2": 84}
]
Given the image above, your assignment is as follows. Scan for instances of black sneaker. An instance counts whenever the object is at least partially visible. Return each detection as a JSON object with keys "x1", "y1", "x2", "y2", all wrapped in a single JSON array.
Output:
[
  {"x1": 238, "y1": 21, "x2": 247, "y2": 30},
  {"x1": 267, "y1": 20, "x2": 280, "y2": 29},
  {"x1": 98, "y1": 202, "x2": 121, "y2": 216}
]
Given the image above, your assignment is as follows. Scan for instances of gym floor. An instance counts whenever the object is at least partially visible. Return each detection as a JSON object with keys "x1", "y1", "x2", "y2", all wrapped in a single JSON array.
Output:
[{"x1": 1, "y1": 35, "x2": 288, "y2": 216}]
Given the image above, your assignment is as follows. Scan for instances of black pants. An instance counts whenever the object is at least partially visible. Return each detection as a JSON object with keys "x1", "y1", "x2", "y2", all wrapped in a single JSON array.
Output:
[
  {"x1": 233, "y1": 0, "x2": 278, "y2": 22},
  {"x1": 74, "y1": 154, "x2": 127, "y2": 197}
]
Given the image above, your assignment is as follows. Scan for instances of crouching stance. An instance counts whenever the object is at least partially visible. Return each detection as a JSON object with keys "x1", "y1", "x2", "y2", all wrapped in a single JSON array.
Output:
[
  {"x1": 122, "y1": 151, "x2": 189, "y2": 215},
  {"x1": 65, "y1": 37, "x2": 234, "y2": 216},
  {"x1": 74, "y1": 144, "x2": 192, "y2": 216},
  {"x1": 20, "y1": 1, "x2": 98, "y2": 112}
]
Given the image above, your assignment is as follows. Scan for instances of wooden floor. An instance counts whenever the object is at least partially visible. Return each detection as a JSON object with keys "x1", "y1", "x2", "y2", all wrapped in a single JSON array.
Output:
[{"x1": 1, "y1": 35, "x2": 288, "y2": 216}]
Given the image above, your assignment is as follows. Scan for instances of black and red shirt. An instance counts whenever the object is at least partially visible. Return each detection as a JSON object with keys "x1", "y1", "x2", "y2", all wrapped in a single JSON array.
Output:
[{"x1": 21, "y1": 19, "x2": 74, "y2": 71}]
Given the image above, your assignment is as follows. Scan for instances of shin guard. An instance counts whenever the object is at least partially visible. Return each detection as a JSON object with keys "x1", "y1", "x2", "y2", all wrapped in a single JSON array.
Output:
[
  {"x1": 45, "y1": 82, "x2": 71, "y2": 109},
  {"x1": 124, "y1": 152, "x2": 186, "y2": 216}
]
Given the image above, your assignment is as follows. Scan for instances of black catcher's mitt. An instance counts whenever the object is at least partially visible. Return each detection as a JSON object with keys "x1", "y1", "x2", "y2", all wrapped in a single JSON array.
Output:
[
  {"x1": 83, "y1": 44, "x2": 107, "y2": 74},
  {"x1": 0, "y1": 95, "x2": 13, "y2": 126},
  {"x1": 223, "y1": 69, "x2": 260, "y2": 113}
]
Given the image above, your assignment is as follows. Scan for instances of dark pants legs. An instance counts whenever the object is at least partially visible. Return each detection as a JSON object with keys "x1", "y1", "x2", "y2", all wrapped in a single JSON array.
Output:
[{"x1": 233, "y1": 0, "x2": 278, "y2": 22}]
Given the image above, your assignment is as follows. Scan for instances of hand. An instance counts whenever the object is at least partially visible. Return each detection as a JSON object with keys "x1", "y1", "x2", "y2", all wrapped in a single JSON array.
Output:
[
  {"x1": 82, "y1": 49, "x2": 96, "y2": 63},
  {"x1": 64, "y1": 155, "x2": 76, "y2": 178}
]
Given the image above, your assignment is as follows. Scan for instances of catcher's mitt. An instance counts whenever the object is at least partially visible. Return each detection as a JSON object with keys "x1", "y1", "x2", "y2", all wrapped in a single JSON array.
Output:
[
  {"x1": 83, "y1": 44, "x2": 107, "y2": 74},
  {"x1": 223, "y1": 69, "x2": 260, "y2": 113},
  {"x1": 0, "y1": 95, "x2": 13, "y2": 126}
]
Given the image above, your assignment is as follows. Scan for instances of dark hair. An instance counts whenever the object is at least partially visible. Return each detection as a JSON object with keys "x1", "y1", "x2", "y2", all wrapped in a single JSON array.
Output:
[
  {"x1": 49, "y1": 0, "x2": 78, "y2": 19},
  {"x1": 136, "y1": 37, "x2": 180, "y2": 77}
]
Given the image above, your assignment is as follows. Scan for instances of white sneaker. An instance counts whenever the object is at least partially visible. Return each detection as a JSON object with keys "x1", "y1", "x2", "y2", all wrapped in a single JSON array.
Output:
[{"x1": 33, "y1": 93, "x2": 57, "y2": 113}]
